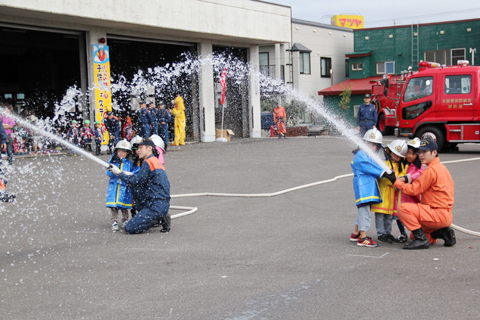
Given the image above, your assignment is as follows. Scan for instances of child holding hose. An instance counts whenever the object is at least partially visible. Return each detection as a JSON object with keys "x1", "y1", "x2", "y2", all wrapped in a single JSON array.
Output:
[
  {"x1": 371, "y1": 140, "x2": 408, "y2": 244},
  {"x1": 105, "y1": 139, "x2": 138, "y2": 231},
  {"x1": 350, "y1": 129, "x2": 396, "y2": 247}
]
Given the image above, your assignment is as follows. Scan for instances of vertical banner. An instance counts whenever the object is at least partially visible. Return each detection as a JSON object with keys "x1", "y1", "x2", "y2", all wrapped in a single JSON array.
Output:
[
  {"x1": 219, "y1": 68, "x2": 227, "y2": 105},
  {"x1": 93, "y1": 45, "x2": 112, "y2": 145}
]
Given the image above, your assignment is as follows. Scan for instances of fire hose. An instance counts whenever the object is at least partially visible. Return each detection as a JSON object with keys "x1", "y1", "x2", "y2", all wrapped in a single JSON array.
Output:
[{"x1": 171, "y1": 159, "x2": 480, "y2": 238}]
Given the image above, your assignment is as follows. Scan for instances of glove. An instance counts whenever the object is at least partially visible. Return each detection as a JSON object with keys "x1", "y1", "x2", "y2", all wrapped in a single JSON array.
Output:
[
  {"x1": 382, "y1": 171, "x2": 397, "y2": 184},
  {"x1": 108, "y1": 164, "x2": 121, "y2": 175}
]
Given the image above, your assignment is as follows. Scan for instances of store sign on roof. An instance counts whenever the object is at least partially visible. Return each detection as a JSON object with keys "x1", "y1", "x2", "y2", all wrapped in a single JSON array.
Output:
[{"x1": 331, "y1": 15, "x2": 364, "y2": 29}]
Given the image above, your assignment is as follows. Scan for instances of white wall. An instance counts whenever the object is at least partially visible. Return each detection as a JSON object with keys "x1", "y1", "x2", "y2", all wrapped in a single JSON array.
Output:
[
  {"x1": 292, "y1": 20, "x2": 354, "y2": 99},
  {"x1": 0, "y1": 0, "x2": 291, "y2": 44}
]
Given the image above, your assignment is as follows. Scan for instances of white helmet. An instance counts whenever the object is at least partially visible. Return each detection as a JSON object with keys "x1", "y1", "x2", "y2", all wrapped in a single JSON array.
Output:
[
  {"x1": 115, "y1": 139, "x2": 131, "y2": 151},
  {"x1": 130, "y1": 135, "x2": 143, "y2": 145},
  {"x1": 407, "y1": 137, "x2": 421, "y2": 149},
  {"x1": 387, "y1": 140, "x2": 408, "y2": 158},
  {"x1": 363, "y1": 128, "x2": 383, "y2": 145},
  {"x1": 149, "y1": 134, "x2": 165, "y2": 152}
]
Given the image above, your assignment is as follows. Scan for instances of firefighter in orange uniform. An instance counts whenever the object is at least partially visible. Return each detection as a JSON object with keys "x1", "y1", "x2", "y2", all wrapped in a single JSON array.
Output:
[
  {"x1": 273, "y1": 103, "x2": 287, "y2": 139},
  {"x1": 383, "y1": 139, "x2": 456, "y2": 249}
]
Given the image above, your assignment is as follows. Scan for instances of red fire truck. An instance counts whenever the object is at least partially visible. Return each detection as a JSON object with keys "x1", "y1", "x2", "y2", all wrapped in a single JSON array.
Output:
[{"x1": 372, "y1": 61, "x2": 480, "y2": 151}]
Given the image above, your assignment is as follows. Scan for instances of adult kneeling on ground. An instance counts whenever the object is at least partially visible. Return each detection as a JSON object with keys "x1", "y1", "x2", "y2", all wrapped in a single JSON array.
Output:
[
  {"x1": 108, "y1": 138, "x2": 171, "y2": 234},
  {"x1": 383, "y1": 139, "x2": 456, "y2": 249}
]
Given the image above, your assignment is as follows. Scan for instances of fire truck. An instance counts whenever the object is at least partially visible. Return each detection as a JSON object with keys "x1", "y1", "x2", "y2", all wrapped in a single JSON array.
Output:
[{"x1": 372, "y1": 61, "x2": 480, "y2": 151}]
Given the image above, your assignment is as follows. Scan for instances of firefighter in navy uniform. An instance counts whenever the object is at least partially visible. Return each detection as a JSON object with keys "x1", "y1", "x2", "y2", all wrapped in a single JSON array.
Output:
[
  {"x1": 356, "y1": 93, "x2": 378, "y2": 137},
  {"x1": 104, "y1": 111, "x2": 121, "y2": 154},
  {"x1": 108, "y1": 138, "x2": 171, "y2": 234}
]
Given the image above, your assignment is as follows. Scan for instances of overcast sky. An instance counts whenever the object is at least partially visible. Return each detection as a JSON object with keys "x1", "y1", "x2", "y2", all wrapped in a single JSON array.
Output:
[{"x1": 267, "y1": 0, "x2": 480, "y2": 28}]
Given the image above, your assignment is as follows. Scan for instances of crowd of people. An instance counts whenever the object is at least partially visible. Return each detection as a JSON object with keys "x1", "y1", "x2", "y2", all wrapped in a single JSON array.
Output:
[{"x1": 0, "y1": 95, "x2": 187, "y2": 159}]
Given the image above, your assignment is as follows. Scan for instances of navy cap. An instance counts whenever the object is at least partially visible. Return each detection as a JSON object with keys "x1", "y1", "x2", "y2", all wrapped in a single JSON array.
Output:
[
  {"x1": 106, "y1": 111, "x2": 113, "y2": 116},
  {"x1": 137, "y1": 138, "x2": 155, "y2": 148},
  {"x1": 139, "y1": 101, "x2": 146, "y2": 105},
  {"x1": 364, "y1": 93, "x2": 371, "y2": 99},
  {"x1": 418, "y1": 139, "x2": 438, "y2": 151}
]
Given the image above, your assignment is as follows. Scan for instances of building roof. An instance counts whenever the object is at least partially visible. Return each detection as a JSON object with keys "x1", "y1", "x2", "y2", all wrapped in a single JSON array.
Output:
[
  {"x1": 292, "y1": 18, "x2": 354, "y2": 32},
  {"x1": 318, "y1": 75, "x2": 402, "y2": 96},
  {"x1": 289, "y1": 43, "x2": 312, "y2": 52},
  {"x1": 357, "y1": 18, "x2": 480, "y2": 31},
  {"x1": 345, "y1": 51, "x2": 372, "y2": 58}
]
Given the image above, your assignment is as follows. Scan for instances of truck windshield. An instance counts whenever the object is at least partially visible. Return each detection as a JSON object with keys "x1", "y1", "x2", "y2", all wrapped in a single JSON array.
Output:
[{"x1": 403, "y1": 76, "x2": 433, "y2": 102}]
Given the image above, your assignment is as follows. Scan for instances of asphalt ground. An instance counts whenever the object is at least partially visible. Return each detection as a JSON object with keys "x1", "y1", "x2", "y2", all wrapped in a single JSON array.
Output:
[{"x1": 1, "y1": 135, "x2": 480, "y2": 319}]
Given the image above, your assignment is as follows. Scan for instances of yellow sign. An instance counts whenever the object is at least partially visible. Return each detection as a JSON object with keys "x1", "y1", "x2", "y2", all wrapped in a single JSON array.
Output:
[
  {"x1": 331, "y1": 15, "x2": 364, "y2": 29},
  {"x1": 93, "y1": 45, "x2": 112, "y2": 145}
]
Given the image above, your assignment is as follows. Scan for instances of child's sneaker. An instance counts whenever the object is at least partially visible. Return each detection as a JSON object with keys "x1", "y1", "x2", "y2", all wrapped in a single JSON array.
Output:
[
  {"x1": 386, "y1": 233, "x2": 398, "y2": 243},
  {"x1": 350, "y1": 233, "x2": 361, "y2": 242},
  {"x1": 111, "y1": 221, "x2": 119, "y2": 231},
  {"x1": 121, "y1": 221, "x2": 128, "y2": 228},
  {"x1": 398, "y1": 234, "x2": 407, "y2": 243},
  {"x1": 378, "y1": 234, "x2": 393, "y2": 244},
  {"x1": 357, "y1": 237, "x2": 378, "y2": 247}
]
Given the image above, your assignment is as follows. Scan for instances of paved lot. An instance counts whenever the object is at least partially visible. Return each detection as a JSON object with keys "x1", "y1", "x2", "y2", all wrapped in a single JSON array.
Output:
[{"x1": 1, "y1": 135, "x2": 480, "y2": 319}]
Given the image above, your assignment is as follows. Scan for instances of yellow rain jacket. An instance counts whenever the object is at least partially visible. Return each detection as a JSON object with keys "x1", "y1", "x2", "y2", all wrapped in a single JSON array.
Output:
[
  {"x1": 371, "y1": 159, "x2": 407, "y2": 215},
  {"x1": 171, "y1": 95, "x2": 186, "y2": 145}
]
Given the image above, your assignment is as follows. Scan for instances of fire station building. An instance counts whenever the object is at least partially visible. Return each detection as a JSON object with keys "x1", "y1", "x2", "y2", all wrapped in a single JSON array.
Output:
[{"x1": 0, "y1": 0, "x2": 291, "y2": 142}]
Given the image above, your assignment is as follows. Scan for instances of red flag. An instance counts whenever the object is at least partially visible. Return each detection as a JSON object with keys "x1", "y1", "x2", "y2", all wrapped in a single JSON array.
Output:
[{"x1": 219, "y1": 68, "x2": 227, "y2": 105}]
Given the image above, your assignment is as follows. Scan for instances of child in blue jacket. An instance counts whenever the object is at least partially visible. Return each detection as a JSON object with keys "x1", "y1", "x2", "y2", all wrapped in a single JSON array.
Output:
[
  {"x1": 105, "y1": 139, "x2": 138, "y2": 231},
  {"x1": 350, "y1": 129, "x2": 395, "y2": 247}
]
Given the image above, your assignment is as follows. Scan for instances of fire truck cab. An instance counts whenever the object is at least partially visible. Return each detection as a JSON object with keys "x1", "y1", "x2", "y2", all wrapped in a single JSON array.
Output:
[{"x1": 375, "y1": 61, "x2": 480, "y2": 151}]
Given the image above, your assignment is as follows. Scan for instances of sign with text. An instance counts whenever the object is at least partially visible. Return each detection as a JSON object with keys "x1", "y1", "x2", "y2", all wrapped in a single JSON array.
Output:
[
  {"x1": 331, "y1": 15, "x2": 364, "y2": 29},
  {"x1": 93, "y1": 45, "x2": 112, "y2": 144}
]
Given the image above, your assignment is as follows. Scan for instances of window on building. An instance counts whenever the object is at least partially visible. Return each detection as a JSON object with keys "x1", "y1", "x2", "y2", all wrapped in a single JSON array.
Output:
[
  {"x1": 300, "y1": 52, "x2": 310, "y2": 74},
  {"x1": 376, "y1": 61, "x2": 395, "y2": 74},
  {"x1": 445, "y1": 75, "x2": 471, "y2": 94},
  {"x1": 352, "y1": 62, "x2": 363, "y2": 71},
  {"x1": 321, "y1": 57, "x2": 332, "y2": 78},
  {"x1": 345, "y1": 59, "x2": 349, "y2": 77},
  {"x1": 259, "y1": 52, "x2": 269, "y2": 76},
  {"x1": 451, "y1": 48, "x2": 466, "y2": 65},
  {"x1": 424, "y1": 50, "x2": 448, "y2": 65}
]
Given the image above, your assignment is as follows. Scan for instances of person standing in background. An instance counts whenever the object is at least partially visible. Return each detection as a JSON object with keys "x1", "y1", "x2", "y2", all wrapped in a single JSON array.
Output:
[
  {"x1": 1, "y1": 103, "x2": 16, "y2": 165},
  {"x1": 356, "y1": 93, "x2": 378, "y2": 137},
  {"x1": 171, "y1": 95, "x2": 186, "y2": 146},
  {"x1": 273, "y1": 102, "x2": 287, "y2": 139}
]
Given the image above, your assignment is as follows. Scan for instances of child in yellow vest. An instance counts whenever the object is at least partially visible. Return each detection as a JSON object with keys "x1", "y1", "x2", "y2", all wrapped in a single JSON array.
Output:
[{"x1": 371, "y1": 140, "x2": 408, "y2": 244}]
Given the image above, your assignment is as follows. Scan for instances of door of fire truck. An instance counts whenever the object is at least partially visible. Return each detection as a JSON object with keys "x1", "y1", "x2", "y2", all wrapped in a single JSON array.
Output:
[
  {"x1": 400, "y1": 75, "x2": 436, "y2": 125},
  {"x1": 438, "y1": 71, "x2": 478, "y2": 144},
  {"x1": 438, "y1": 72, "x2": 475, "y2": 119}
]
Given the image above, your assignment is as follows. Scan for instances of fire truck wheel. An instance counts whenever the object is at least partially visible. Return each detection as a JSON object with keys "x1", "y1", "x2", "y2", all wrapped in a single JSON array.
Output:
[
  {"x1": 416, "y1": 126, "x2": 444, "y2": 151},
  {"x1": 378, "y1": 114, "x2": 393, "y2": 135}
]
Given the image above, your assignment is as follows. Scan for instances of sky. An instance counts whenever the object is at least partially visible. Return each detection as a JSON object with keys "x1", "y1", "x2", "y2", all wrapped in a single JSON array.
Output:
[{"x1": 266, "y1": 0, "x2": 480, "y2": 28}]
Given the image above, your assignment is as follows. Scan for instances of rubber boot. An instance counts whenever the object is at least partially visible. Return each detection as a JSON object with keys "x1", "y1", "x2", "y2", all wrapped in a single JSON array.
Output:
[
  {"x1": 0, "y1": 191, "x2": 16, "y2": 203},
  {"x1": 431, "y1": 227, "x2": 456, "y2": 247},
  {"x1": 160, "y1": 214, "x2": 171, "y2": 233},
  {"x1": 403, "y1": 228, "x2": 430, "y2": 250}
]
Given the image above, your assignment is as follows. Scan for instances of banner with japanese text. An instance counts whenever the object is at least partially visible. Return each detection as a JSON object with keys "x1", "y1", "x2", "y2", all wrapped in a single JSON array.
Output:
[{"x1": 93, "y1": 45, "x2": 112, "y2": 145}]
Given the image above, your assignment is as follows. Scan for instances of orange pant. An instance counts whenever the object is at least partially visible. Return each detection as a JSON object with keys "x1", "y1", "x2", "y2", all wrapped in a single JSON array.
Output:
[
  {"x1": 398, "y1": 203, "x2": 453, "y2": 244},
  {"x1": 276, "y1": 122, "x2": 286, "y2": 134}
]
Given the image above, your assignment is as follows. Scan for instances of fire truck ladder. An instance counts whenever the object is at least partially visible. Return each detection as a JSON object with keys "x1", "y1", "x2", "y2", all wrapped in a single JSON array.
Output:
[{"x1": 411, "y1": 23, "x2": 420, "y2": 67}]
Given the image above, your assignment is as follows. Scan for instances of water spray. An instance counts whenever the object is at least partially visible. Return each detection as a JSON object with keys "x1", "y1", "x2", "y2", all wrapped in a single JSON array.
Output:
[{"x1": 0, "y1": 110, "x2": 110, "y2": 169}]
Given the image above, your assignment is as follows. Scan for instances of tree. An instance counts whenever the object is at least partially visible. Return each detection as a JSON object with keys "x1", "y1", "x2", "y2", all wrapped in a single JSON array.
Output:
[{"x1": 339, "y1": 83, "x2": 353, "y2": 118}]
